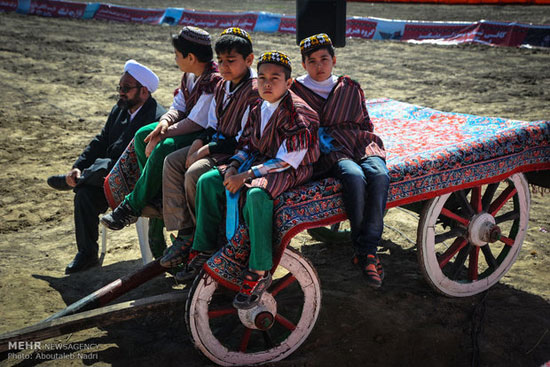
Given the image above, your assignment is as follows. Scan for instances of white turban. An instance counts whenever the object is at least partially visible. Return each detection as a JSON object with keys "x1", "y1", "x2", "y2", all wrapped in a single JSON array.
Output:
[{"x1": 123, "y1": 59, "x2": 159, "y2": 93}]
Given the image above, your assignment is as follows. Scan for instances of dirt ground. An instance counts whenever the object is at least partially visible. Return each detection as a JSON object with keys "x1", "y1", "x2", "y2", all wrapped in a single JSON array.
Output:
[{"x1": 0, "y1": 1, "x2": 549, "y2": 366}]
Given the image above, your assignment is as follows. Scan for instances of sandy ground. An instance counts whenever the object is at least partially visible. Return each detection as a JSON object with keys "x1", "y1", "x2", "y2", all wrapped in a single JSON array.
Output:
[{"x1": 0, "y1": 1, "x2": 549, "y2": 366}]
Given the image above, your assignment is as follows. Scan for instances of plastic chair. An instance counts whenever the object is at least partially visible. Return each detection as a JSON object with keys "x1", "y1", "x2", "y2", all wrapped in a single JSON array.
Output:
[{"x1": 99, "y1": 218, "x2": 153, "y2": 264}]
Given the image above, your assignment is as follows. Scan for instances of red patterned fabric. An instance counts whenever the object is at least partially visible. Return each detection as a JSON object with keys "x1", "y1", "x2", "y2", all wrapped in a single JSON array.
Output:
[
  {"x1": 204, "y1": 99, "x2": 550, "y2": 289},
  {"x1": 103, "y1": 139, "x2": 140, "y2": 209}
]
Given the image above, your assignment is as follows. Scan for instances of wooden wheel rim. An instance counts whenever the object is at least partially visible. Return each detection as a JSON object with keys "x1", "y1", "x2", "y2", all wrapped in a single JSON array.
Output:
[
  {"x1": 185, "y1": 248, "x2": 322, "y2": 366},
  {"x1": 417, "y1": 173, "x2": 530, "y2": 297}
]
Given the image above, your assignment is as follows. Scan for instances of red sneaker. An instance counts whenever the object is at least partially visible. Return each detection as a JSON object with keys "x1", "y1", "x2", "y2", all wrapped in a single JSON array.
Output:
[
  {"x1": 353, "y1": 254, "x2": 384, "y2": 288},
  {"x1": 233, "y1": 270, "x2": 272, "y2": 310}
]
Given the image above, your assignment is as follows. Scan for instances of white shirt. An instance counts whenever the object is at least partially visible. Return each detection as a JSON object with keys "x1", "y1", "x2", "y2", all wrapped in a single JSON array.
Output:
[
  {"x1": 296, "y1": 74, "x2": 338, "y2": 99},
  {"x1": 129, "y1": 105, "x2": 142, "y2": 122},
  {"x1": 259, "y1": 96, "x2": 307, "y2": 169},
  {"x1": 171, "y1": 73, "x2": 214, "y2": 128}
]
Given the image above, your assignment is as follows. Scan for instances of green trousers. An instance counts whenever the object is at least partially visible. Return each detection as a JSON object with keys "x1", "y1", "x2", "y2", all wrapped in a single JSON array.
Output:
[
  {"x1": 126, "y1": 122, "x2": 200, "y2": 256},
  {"x1": 148, "y1": 217, "x2": 166, "y2": 259},
  {"x1": 125, "y1": 122, "x2": 200, "y2": 213},
  {"x1": 193, "y1": 169, "x2": 274, "y2": 271}
]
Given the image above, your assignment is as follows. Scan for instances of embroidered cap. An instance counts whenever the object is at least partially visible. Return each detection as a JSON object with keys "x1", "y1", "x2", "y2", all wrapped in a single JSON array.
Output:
[
  {"x1": 176, "y1": 26, "x2": 211, "y2": 46},
  {"x1": 220, "y1": 27, "x2": 252, "y2": 45},
  {"x1": 299, "y1": 33, "x2": 333, "y2": 54},
  {"x1": 257, "y1": 51, "x2": 292, "y2": 72}
]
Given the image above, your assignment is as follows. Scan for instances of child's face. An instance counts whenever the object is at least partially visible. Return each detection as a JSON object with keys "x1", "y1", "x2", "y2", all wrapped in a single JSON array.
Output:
[
  {"x1": 217, "y1": 49, "x2": 254, "y2": 85},
  {"x1": 174, "y1": 49, "x2": 191, "y2": 72},
  {"x1": 302, "y1": 48, "x2": 336, "y2": 82},
  {"x1": 257, "y1": 63, "x2": 291, "y2": 103}
]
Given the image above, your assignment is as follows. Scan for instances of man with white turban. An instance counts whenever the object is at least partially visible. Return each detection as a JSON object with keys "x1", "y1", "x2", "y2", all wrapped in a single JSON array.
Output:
[{"x1": 47, "y1": 60, "x2": 166, "y2": 274}]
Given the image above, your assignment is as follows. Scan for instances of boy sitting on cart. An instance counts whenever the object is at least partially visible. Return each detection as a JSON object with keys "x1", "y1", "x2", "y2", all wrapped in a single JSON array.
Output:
[
  {"x1": 100, "y1": 26, "x2": 221, "y2": 237},
  {"x1": 191, "y1": 51, "x2": 319, "y2": 309},
  {"x1": 159, "y1": 27, "x2": 259, "y2": 280},
  {"x1": 291, "y1": 33, "x2": 389, "y2": 288}
]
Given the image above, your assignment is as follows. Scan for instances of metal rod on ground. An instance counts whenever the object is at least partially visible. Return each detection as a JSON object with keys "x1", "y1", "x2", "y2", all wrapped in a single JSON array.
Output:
[{"x1": 43, "y1": 259, "x2": 166, "y2": 322}]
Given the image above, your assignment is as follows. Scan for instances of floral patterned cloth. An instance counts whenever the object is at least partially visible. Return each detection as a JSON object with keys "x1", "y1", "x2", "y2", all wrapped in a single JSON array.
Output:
[
  {"x1": 205, "y1": 98, "x2": 550, "y2": 289},
  {"x1": 103, "y1": 138, "x2": 139, "y2": 209},
  {"x1": 104, "y1": 99, "x2": 550, "y2": 288}
]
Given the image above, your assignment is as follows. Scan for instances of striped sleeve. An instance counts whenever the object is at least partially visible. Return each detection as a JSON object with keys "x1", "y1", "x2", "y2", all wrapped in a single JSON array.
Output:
[{"x1": 251, "y1": 158, "x2": 291, "y2": 177}]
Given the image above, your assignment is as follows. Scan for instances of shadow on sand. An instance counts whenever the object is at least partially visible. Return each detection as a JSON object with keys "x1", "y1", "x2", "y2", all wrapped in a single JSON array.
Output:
[{"x1": 2, "y1": 239, "x2": 549, "y2": 367}]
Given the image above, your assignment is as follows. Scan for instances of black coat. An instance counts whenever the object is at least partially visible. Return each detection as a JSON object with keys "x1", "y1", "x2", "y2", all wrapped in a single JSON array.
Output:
[{"x1": 72, "y1": 96, "x2": 166, "y2": 186}]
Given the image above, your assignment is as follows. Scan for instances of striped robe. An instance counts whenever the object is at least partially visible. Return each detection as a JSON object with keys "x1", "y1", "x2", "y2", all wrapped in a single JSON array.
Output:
[
  {"x1": 160, "y1": 61, "x2": 221, "y2": 125},
  {"x1": 291, "y1": 75, "x2": 386, "y2": 176},
  {"x1": 235, "y1": 90, "x2": 320, "y2": 199},
  {"x1": 209, "y1": 75, "x2": 259, "y2": 162}
]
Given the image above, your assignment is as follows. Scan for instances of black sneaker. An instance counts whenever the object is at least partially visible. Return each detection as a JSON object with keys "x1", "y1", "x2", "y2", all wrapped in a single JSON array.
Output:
[
  {"x1": 160, "y1": 234, "x2": 193, "y2": 268},
  {"x1": 100, "y1": 201, "x2": 138, "y2": 230},
  {"x1": 174, "y1": 251, "x2": 212, "y2": 282}
]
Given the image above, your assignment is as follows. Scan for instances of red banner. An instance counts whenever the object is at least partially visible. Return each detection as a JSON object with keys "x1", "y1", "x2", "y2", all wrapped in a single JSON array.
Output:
[
  {"x1": 0, "y1": 0, "x2": 17, "y2": 12},
  {"x1": 94, "y1": 4, "x2": 164, "y2": 24},
  {"x1": 28, "y1": 0, "x2": 86, "y2": 18},
  {"x1": 402, "y1": 23, "x2": 472, "y2": 42},
  {"x1": 278, "y1": 16, "x2": 296, "y2": 34},
  {"x1": 349, "y1": 0, "x2": 550, "y2": 4},
  {"x1": 402, "y1": 21, "x2": 529, "y2": 47},
  {"x1": 473, "y1": 22, "x2": 529, "y2": 47},
  {"x1": 177, "y1": 10, "x2": 258, "y2": 31},
  {"x1": 346, "y1": 18, "x2": 378, "y2": 39}
]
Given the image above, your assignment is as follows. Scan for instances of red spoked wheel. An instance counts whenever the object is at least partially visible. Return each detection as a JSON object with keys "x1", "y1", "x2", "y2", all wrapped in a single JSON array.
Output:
[
  {"x1": 185, "y1": 247, "x2": 322, "y2": 366},
  {"x1": 417, "y1": 173, "x2": 530, "y2": 297}
]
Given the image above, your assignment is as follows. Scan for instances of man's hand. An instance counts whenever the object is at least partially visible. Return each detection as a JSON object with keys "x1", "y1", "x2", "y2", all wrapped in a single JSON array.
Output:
[
  {"x1": 144, "y1": 121, "x2": 169, "y2": 143},
  {"x1": 223, "y1": 170, "x2": 250, "y2": 194},
  {"x1": 66, "y1": 168, "x2": 81, "y2": 187}
]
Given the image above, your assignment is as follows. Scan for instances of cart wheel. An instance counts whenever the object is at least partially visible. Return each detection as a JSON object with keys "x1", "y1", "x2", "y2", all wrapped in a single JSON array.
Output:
[
  {"x1": 185, "y1": 247, "x2": 322, "y2": 366},
  {"x1": 417, "y1": 173, "x2": 530, "y2": 297}
]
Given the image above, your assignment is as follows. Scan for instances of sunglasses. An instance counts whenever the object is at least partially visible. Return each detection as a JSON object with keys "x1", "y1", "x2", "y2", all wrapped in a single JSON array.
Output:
[{"x1": 117, "y1": 84, "x2": 142, "y2": 93}]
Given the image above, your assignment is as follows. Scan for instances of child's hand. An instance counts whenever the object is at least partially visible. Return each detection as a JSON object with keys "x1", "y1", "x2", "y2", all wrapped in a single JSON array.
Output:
[
  {"x1": 185, "y1": 152, "x2": 199, "y2": 169},
  {"x1": 223, "y1": 171, "x2": 249, "y2": 194},
  {"x1": 144, "y1": 121, "x2": 168, "y2": 143},
  {"x1": 145, "y1": 135, "x2": 161, "y2": 157},
  {"x1": 186, "y1": 141, "x2": 207, "y2": 169},
  {"x1": 224, "y1": 165, "x2": 237, "y2": 180}
]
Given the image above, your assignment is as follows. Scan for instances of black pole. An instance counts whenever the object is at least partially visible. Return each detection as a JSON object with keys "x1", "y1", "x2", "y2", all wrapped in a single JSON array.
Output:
[{"x1": 43, "y1": 259, "x2": 166, "y2": 322}]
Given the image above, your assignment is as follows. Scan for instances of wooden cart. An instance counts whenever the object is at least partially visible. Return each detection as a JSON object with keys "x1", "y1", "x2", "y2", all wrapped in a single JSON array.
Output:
[{"x1": 2, "y1": 99, "x2": 549, "y2": 366}]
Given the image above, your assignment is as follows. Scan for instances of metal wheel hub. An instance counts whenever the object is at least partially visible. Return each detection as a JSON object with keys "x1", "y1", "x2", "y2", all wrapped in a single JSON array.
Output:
[
  {"x1": 237, "y1": 292, "x2": 277, "y2": 330},
  {"x1": 468, "y1": 212, "x2": 501, "y2": 247}
]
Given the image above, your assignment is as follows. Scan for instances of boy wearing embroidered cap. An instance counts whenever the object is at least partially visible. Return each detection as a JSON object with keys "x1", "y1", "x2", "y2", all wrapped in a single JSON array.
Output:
[
  {"x1": 291, "y1": 33, "x2": 390, "y2": 288},
  {"x1": 101, "y1": 27, "x2": 221, "y2": 241},
  {"x1": 46, "y1": 60, "x2": 165, "y2": 273},
  {"x1": 190, "y1": 51, "x2": 319, "y2": 309},
  {"x1": 159, "y1": 27, "x2": 260, "y2": 275}
]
